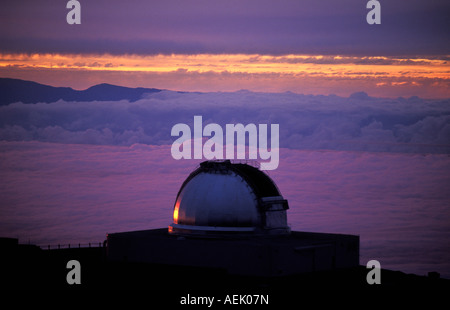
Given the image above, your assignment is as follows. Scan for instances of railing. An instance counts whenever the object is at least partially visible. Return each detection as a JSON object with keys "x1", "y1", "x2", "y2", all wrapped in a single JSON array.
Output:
[{"x1": 42, "y1": 241, "x2": 106, "y2": 250}]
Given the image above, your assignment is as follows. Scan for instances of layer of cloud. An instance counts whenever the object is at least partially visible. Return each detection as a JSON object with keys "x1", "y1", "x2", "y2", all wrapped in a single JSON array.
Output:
[
  {"x1": 0, "y1": 91, "x2": 449, "y2": 154},
  {"x1": 1, "y1": 141, "x2": 449, "y2": 278}
]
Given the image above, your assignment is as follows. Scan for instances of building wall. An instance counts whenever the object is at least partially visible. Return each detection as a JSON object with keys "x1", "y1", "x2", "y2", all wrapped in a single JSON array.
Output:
[{"x1": 107, "y1": 228, "x2": 359, "y2": 277}]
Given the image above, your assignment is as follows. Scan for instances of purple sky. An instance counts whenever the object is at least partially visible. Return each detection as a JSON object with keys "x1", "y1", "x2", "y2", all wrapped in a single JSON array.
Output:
[{"x1": 1, "y1": 0, "x2": 449, "y2": 55}]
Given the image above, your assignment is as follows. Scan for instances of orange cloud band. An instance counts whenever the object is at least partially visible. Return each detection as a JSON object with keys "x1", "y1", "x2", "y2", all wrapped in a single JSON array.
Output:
[{"x1": 1, "y1": 53, "x2": 449, "y2": 97}]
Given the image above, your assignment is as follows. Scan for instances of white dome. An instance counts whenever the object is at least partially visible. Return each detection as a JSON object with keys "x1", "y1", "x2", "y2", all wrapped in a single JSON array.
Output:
[
  {"x1": 174, "y1": 171, "x2": 259, "y2": 227},
  {"x1": 168, "y1": 160, "x2": 290, "y2": 236}
]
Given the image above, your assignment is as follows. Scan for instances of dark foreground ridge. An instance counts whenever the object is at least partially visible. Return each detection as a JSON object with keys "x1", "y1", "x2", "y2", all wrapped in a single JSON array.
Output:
[{"x1": 1, "y1": 236, "x2": 449, "y2": 295}]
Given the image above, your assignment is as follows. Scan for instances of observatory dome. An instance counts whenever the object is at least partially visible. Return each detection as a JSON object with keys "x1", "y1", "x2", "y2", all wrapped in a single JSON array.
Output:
[{"x1": 168, "y1": 160, "x2": 290, "y2": 236}]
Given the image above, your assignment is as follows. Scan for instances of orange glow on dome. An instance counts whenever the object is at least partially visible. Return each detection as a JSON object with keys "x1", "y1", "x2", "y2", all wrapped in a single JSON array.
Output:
[{"x1": 173, "y1": 201, "x2": 180, "y2": 224}]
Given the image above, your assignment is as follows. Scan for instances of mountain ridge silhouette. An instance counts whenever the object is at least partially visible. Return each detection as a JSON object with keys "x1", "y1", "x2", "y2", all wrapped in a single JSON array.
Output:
[{"x1": 0, "y1": 78, "x2": 162, "y2": 105}]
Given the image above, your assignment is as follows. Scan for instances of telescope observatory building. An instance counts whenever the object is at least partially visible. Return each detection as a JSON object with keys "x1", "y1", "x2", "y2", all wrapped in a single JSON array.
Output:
[{"x1": 107, "y1": 160, "x2": 359, "y2": 277}]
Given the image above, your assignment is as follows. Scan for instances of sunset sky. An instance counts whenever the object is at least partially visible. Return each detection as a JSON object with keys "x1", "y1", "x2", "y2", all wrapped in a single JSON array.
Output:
[
  {"x1": 1, "y1": 0, "x2": 449, "y2": 97},
  {"x1": 1, "y1": 0, "x2": 450, "y2": 280}
]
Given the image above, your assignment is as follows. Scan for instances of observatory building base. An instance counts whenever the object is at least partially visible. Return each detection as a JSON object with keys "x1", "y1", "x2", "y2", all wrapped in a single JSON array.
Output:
[{"x1": 107, "y1": 228, "x2": 359, "y2": 277}]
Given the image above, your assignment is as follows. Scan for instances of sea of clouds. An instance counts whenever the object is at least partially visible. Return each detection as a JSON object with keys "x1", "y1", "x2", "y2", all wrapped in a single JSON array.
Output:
[
  {"x1": 0, "y1": 90, "x2": 449, "y2": 153},
  {"x1": 1, "y1": 90, "x2": 450, "y2": 278},
  {"x1": 0, "y1": 141, "x2": 449, "y2": 278}
]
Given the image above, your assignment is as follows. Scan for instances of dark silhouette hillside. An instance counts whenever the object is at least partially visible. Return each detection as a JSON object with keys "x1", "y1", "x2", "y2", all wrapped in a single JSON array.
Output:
[{"x1": 0, "y1": 78, "x2": 161, "y2": 105}]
